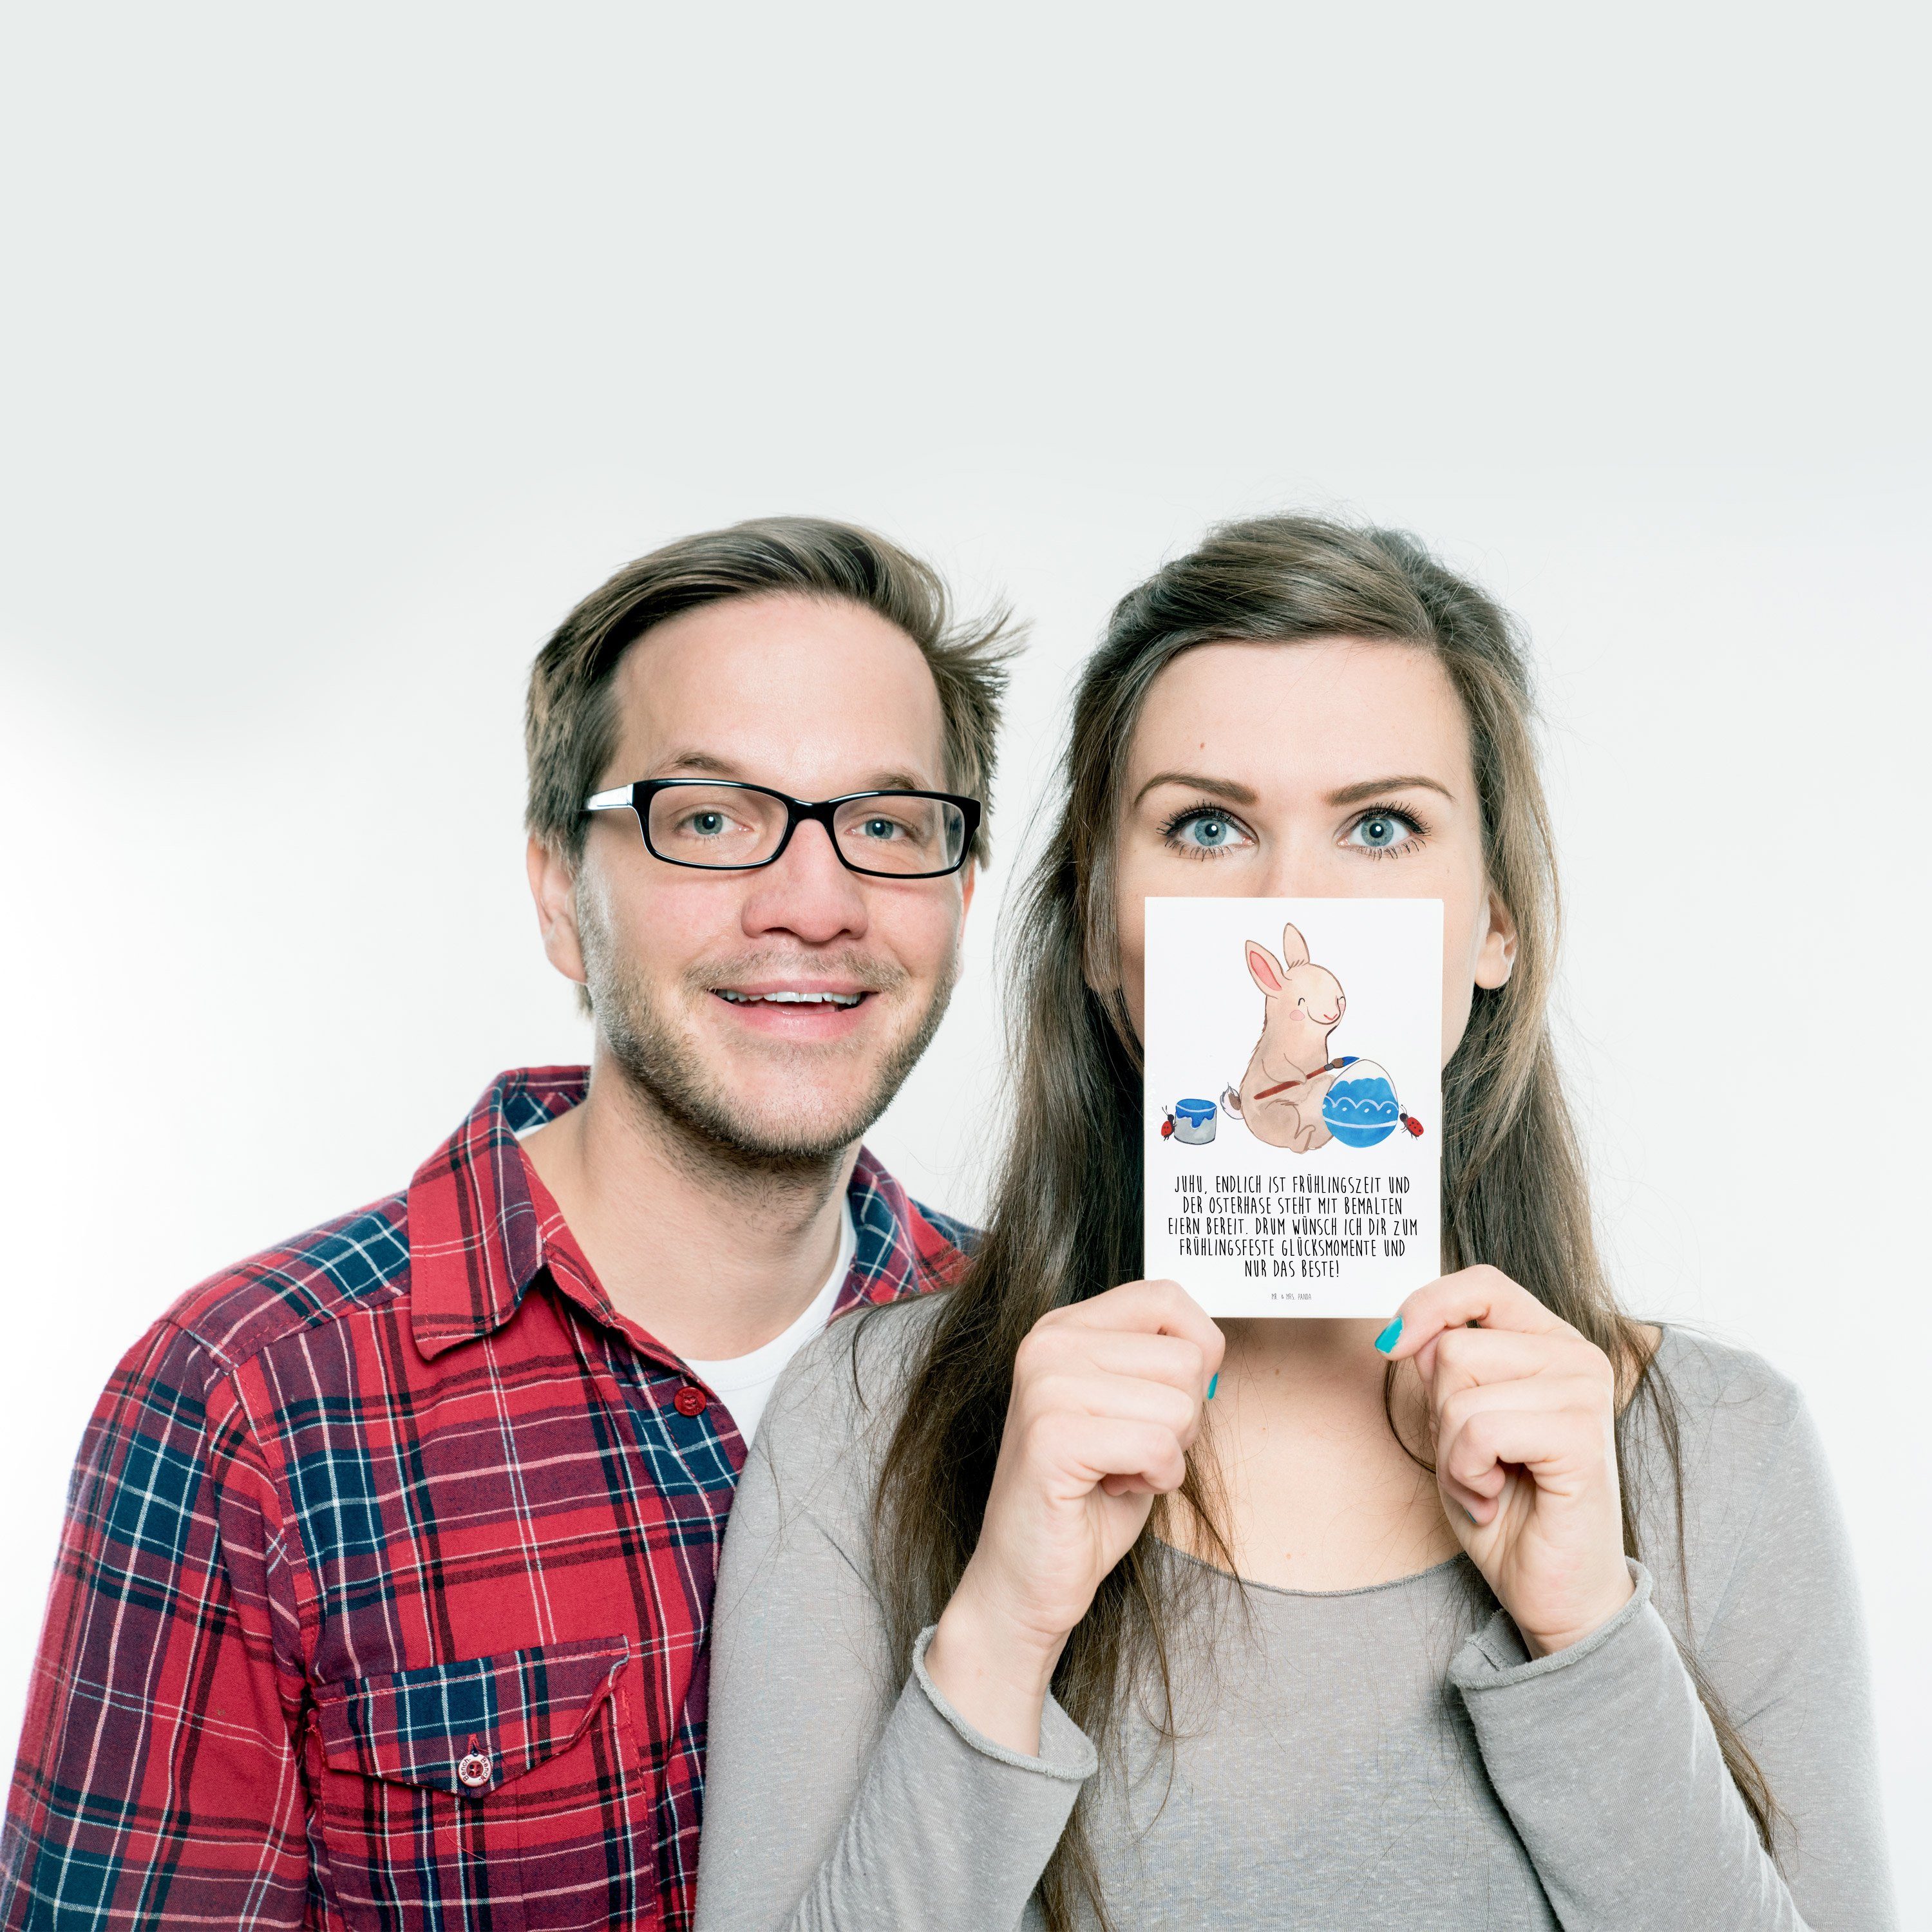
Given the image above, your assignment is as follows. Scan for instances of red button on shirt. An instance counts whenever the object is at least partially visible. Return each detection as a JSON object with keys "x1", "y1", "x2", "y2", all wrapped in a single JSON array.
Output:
[{"x1": 672, "y1": 1383, "x2": 708, "y2": 1417}]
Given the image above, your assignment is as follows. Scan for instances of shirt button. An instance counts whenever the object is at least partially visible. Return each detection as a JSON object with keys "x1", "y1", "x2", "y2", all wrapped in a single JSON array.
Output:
[
  {"x1": 457, "y1": 1750, "x2": 491, "y2": 1789},
  {"x1": 673, "y1": 1384, "x2": 708, "y2": 1418}
]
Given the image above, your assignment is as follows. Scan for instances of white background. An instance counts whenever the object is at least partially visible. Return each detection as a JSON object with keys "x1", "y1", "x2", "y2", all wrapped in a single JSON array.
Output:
[
  {"x1": 1143, "y1": 896, "x2": 1443, "y2": 1317},
  {"x1": 1, "y1": 3, "x2": 1926, "y2": 1917}
]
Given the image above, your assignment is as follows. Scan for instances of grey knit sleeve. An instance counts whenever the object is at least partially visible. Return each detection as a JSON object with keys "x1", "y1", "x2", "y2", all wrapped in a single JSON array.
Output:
[
  {"x1": 692, "y1": 1305, "x2": 1093, "y2": 1932},
  {"x1": 1448, "y1": 1377, "x2": 1895, "y2": 1931}
]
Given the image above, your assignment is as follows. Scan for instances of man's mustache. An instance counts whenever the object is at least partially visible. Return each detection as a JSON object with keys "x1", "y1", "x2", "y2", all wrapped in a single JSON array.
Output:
[{"x1": 687, "y1": 950, "x2": 913, "y2": 998}]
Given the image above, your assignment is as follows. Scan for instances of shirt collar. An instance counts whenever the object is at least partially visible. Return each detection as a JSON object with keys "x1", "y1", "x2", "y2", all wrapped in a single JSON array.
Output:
[
  {"x1": 408, "y1": 1066, "x2": 966, "y2": 1361},
  {"x1": 838, "y1": 1147, "x2": 970, "y2": 1314},
  {"x1": 408, "y1": 1066, "x2": 586, "y2": 1360}
]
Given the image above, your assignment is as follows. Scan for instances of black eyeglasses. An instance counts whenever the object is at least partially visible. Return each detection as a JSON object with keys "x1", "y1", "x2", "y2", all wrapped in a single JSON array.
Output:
[{"x1": 582, "y1": 779, "x2": 980, "y2": 878}]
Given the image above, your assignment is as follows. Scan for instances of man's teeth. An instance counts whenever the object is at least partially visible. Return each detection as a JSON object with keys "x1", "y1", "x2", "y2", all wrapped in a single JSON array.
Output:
[{"x1": 718, "y1": 990, "x2": 863, "y2": 1007}]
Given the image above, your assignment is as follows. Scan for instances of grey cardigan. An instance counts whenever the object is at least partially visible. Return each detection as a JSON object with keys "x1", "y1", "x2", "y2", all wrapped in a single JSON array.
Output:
[{"x1": 694, "y1": 1298, "x2": 1895, "y2": 1929}]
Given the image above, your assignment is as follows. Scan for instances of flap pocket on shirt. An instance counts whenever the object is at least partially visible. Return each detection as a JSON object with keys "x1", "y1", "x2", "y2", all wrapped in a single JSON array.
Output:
[{"x1": 314, "y1": 1636, "x2": 630, "y2": 1799}]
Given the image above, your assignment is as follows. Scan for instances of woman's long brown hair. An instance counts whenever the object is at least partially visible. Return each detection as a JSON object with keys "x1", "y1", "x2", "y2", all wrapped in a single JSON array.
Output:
[{"x1": 869, "y1": 515, "x2": 1775, "y2": 1929}]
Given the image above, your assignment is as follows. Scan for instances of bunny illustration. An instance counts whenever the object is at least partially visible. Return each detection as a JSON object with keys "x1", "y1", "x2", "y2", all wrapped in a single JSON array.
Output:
[{"x1": 1223, "y1": 923, "x2": 1348, "y2": 1152}]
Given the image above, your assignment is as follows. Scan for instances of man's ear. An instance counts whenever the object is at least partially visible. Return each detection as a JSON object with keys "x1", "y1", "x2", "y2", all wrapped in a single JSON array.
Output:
[
  {"x1": 527, "y1": 835, "x2": 589, "y2": 988},
  {"x1": 1473, "y1": 884, "x2": 1518, "y2": 990},
  {"x1": 960, "y1": 858, "x2": 978, "y2": 925}
]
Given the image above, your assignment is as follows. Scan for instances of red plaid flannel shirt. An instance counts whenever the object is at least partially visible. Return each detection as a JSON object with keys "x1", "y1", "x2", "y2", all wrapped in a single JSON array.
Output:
[{"x1": 1, "y1": 1068, "x2": 971, "y2": 1930}]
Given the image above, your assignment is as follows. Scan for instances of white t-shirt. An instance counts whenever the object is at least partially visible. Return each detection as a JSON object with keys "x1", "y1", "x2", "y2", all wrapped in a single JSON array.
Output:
[{"x1": 685, "y1": 1201, "x2": 857, "y2": 1446}]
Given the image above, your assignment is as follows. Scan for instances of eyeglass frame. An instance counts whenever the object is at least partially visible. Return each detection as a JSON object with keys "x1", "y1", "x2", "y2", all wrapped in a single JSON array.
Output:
[{"x1": 582, "y1": 777, "x2": 982, "y2": 878}]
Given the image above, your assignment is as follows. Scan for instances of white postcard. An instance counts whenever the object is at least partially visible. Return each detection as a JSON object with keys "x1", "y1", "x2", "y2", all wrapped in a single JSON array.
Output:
[{"x1": 1142, "y1": 897, "x2": 1443, "y2": 1318}]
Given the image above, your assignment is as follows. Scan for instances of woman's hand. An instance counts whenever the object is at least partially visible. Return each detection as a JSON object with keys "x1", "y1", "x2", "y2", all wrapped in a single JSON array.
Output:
[
  {"x1": 1381, "y1": 1265, "x2": 1634, "y2": 1658},
  {"x1": 924, "y1": 1279, "x2": 1223, "y2": 1754}
]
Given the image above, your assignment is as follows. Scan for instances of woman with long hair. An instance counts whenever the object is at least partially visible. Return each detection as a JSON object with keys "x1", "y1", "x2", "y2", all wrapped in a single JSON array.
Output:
[{"x1": 692, "y1": 516, "x2": 1893, "y2": 1929}]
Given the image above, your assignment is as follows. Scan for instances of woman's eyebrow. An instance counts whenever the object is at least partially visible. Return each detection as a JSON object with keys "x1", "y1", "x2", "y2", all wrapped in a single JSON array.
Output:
[
  {"x1": 1132, "y1": 771, "x2": 1456, "y2": 810},
  {"x1": 1132, "y1": 771, "x2": 1260, "y2": 808},
  {"x1": 1325, "y1": 775, "x2": 1456, "y2": 807}
]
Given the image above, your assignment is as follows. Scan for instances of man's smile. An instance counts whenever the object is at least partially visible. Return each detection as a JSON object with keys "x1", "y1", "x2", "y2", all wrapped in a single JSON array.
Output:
[
  {"x1": 706, "y1": 978, "x2": 882, "y2": 1037},
  {"x1": 715, "y1": 987, "x2": 866, "y2": 1008}
]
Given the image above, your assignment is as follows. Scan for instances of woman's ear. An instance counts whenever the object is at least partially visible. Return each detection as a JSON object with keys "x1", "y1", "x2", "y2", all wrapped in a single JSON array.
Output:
[{"x1": 1473, "y1": 885, "x2": 1518, "y2": 990}]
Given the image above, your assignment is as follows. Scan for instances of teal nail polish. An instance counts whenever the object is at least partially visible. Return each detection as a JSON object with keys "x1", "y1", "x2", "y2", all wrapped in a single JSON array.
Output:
[
  {"x1": 1206, "y1": 1373, "x2": 1219, "y2": 1401},
  {"x1": 1373, "y1": 1316, "x2": 1403, "y2": 1355}
]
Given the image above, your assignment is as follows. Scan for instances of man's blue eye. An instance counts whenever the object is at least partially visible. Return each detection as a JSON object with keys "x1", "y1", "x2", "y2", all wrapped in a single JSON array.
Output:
[{"x1": 861, "y1": 817, "x2": 899, "y2": 840}]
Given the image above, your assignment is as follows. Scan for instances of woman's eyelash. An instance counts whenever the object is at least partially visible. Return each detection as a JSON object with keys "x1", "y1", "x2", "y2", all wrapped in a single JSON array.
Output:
[
  {"x1": 1346, "y1": 804, "x2": 1428, "y2": 856},
  {"x1": 1351, "y1": 802, "x2": 1428, "y2": 834},
  {"x1": 1156, "y1": 801, "x2": 1253, "y2": 850},
  {"x1": 1151, "y1": 804, "x2": 1244, "y2": 835},
  {"x1": 1157, "y1": 801, "x2": 1218, "y2": 837}
]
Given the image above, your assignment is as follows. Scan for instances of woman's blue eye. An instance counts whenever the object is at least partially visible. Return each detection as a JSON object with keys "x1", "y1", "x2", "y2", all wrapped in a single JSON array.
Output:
[
  {"x1": 1175, "y1": 812, "x2": 1248, "y2": 850},
  {"x1": 1347, "y1": 810, "x2": 1419, "y2": 850},
  {"x1": 1159, "y1": 806, "x2": 1256, "y2": 855}
]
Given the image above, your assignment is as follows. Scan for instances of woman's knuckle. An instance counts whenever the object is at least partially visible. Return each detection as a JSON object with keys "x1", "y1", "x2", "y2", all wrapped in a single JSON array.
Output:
[
  {"x1": 1023, "y1": 1365, "x2": 1063, "y2": 1406},
  {"x1": 1014, "y1": 1330, "x2": 1052, "y2": 1377},
  {"x1": 1028, "y1": 1410, "x2": 1076, "y2": 1461},
  {"x1": 1461, "y1": 1409, "x2": 1500, "y2": 1454}
]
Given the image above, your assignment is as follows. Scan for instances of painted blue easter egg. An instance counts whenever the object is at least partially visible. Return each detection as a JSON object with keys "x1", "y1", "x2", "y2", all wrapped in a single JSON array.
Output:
[{"x1": 1322, "y1": 1063, "x2": 1401, "y2": 1148}]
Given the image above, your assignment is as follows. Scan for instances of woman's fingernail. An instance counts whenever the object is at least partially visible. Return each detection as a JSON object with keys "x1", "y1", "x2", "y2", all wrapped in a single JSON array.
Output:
[
  {"x1": 1206, "y1": 1373, "x2": 1219, "y2": 1401},
  {"x1": 1373, "y1": 1316, "x2": 1403, "y2": 1355}
]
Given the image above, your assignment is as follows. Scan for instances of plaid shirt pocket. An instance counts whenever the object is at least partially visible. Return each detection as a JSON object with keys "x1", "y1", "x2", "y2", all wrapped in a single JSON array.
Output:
[{"x1": 312, "y1": 1637, "x2": 639, "y2": 1932}]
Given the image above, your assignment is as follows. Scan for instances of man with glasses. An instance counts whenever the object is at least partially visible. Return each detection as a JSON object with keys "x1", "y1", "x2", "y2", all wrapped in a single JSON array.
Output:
[{"x1": 2, "y1": 519, "x2": 1013, "y2": 1931}]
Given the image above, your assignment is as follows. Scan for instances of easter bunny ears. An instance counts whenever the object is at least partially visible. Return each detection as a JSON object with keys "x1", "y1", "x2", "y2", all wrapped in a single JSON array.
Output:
[{"x1": 1244, "y1": 923, "x2": 1311, "y2": 996}]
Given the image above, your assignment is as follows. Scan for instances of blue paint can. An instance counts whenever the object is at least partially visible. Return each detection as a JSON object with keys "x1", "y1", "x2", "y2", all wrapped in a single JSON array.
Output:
[{"x1": 1173, "y1": 1097, "x2": 1218, "y2": 1144}]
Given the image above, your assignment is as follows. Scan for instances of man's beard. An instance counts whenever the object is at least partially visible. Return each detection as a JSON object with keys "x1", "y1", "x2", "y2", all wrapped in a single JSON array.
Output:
[{"x1": 579, "y1": 913, "x2": 957, "y2": 1181}]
